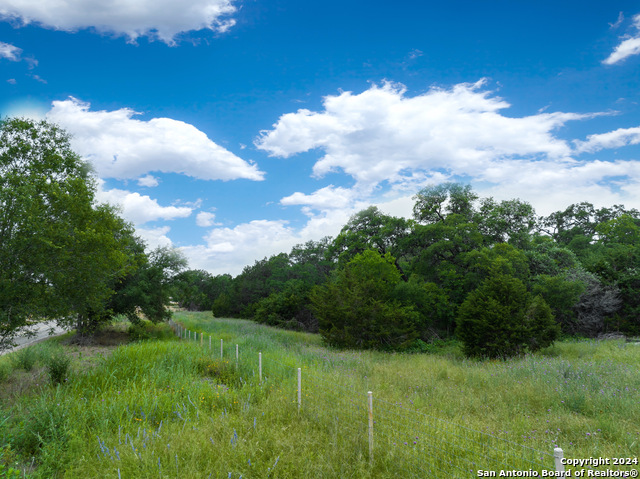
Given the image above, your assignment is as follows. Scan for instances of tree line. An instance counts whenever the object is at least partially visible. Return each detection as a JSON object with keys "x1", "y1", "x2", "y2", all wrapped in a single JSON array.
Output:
[
  {"x1": 0, "y1": 118, "x2": 186, "y2": 351},
  {"x1": 3, "y1": 118, "x2": 638, "y2": 358},
  {"x1": 172, "y1": 184, "x2": 640, "y2": 358}
]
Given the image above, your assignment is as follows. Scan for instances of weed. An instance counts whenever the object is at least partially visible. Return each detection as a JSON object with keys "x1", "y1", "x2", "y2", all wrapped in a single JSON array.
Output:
[
  {"x1": 0, "y1": 362, "x2": 9, "y2": 382},
  {"x1": 0, "y1": 445, "x2": 20, "y2": 479},
  {"x1": 195, "y1": 357, "x2": 239, "y2": 386},
  {"x1": 45, "y1": 350, "x2": 71, "y2": 385},
  {"x1": 11, "y1": 348, "x2": 36, "y2": 372},
  {"x1": 128, "y1": 322, "x2": 151, "y2": 342}
]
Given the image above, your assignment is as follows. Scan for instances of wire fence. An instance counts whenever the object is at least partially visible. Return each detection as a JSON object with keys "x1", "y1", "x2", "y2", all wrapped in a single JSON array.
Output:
[{"x1": 169, "y1": 321, "x2": 580, "y2": 478}]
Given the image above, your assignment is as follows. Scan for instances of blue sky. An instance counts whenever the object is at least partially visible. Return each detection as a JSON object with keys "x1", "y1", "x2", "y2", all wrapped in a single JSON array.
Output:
[{"x1": 2, "y1": 0, "x2": 640, "y2": 275}]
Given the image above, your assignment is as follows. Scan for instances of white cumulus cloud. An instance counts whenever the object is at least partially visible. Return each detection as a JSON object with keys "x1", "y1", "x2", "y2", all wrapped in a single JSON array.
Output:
[
  {"x1": 46, "y1": 97, "x2": 264, "y2": 181},
  {"x1": 196, "y1": 211, "x2": 217, "y2": 227},
  {"x1": 603, "y1": 13, "x2": 640, "y2": 65},
  {"x1": 256, "y1": 80, "x2": 588, "y2": 189},
  {"x1": 96, "y1": 183, "x2": 193, "y2": 225},
  {"x1": 280, "y1": 185, "x2": 358, "y2": 210},
  {"x1": 0, "y1": 0, "x2": 238, "y2": 44},
  {"x1": 180, "y1": 208, "x2": 357, "y2": 276},
  {"x1": 574, "y1": 126, "x2": 640, "y2": 153},
  {"x1": 0, "y1": 41, "x2": 21, "y2": 60},
  {"x1": 137, "y1": 226, "x2": 174, "y2": 250},
  {"x1": 137, "y1": 174, "x2": 159, "y2": 187}
]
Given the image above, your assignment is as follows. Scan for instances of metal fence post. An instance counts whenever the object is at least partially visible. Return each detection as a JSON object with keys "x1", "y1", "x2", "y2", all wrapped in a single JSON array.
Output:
[
  {"x1": 368, "y1": 391, "x2": 374, "y2": 464},
  {"x1": 298, "y1": 368, "x2": 302, "y2": 412}
]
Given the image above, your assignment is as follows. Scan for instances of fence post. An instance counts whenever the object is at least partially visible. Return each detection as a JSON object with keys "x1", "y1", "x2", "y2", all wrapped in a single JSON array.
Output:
[
  {"x1": 236, "y1": 344, "x2": 239, "y2": 369},
  {"x1": 188, "y1": 330, "x2": 191, "y2": 341},
  {"x1": 259, "y1": 352, "x2": 262, "y2": 383},
  {"x1": 297, "y1": 368, "x2": 302, "y2": 412},
  {"x1": 368, "y1": 391, "x2": 374, "y2": 464},
  {"x1": 221, "y1": 339, "x2": 224, "y2": 359},
  {"x1": 554, "y1": 448, "x2": 564, "y2": 473}
]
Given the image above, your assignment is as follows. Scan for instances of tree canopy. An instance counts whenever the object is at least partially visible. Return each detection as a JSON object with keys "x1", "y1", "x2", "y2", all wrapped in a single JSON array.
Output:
[{"x1": 0, "y1": 118, "x2": 184, "y2": 348}]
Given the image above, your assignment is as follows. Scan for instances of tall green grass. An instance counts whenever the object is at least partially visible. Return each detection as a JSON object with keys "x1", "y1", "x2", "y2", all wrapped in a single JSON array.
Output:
[{"x1": 1, "y1": 313, "x2": 638, "y2": 478}]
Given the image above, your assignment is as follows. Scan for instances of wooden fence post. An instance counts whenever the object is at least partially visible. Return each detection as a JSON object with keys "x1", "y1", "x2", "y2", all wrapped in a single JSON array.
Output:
[
  {"x1": 259, "y1": 352, "x2": 262, "y2": 383},
  {"x1": 236, "y1": 344, "x2": 239, "y2": 369}
]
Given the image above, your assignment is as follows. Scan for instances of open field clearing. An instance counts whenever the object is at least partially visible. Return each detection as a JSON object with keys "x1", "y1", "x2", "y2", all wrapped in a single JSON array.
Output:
[{"x1": 1, "y1": 312, "x2": 638, "y2": 478}]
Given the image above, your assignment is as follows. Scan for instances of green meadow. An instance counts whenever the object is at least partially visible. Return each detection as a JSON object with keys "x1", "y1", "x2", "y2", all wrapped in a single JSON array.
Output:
[{"x1": 1, "y1": 312, "x2": 638, "y2": 478}]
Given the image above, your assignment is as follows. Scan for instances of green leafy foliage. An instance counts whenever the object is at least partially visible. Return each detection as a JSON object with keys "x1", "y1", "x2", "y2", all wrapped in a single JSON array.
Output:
[
  {"x1": 45, "y1": 349, "x2": 72, "y2": 385},
  {"x1": 311, "y1": 250, "x2": 418, "y2": 350},
  {"x1": 456, "y1": 272, "x2": 560, "y2": 358},
  {"x1": 0, "y1": 118, "x2": 147, "y2": 344},
  {"x1": 254, "y1": 279, "x2": 315, "y2": 330}
]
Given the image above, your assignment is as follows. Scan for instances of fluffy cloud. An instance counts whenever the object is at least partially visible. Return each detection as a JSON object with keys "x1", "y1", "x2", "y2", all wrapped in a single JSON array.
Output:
[
  {"x1": 196, "y1": 211, "x2": 217, "y2": 227},
  {"x1": 603, "y1": 14, "x2": 640, "y2": 65},
  {"x1": 181, "y1": 208, "x2": 356, "y2": 275},
  {"x1": 574, "y1": 126, "x2": 640, "y2": 153},
  {"x1": 136, "y1": 226, "x2": 174, "y2": 249},
  {"x1": 0, "y1": 41, "x2": 20, "y2": 60},
  {"x1": 280, "y1": 185, "x2": 358, "y2": 210},
  {"x1": 181, "y1": 220, "x2": 301, "y2": 275},
  {"x1": 96, "y1": 184, "x2": 192, "y2": 225},
  {"x1": 257, "y1": 81, "x2": 587, "y2": 189},
  {"x1": 261, "y1": 80, "x2": 640, "y2": 246},
  {"x1": 0, "y1": 0, "x2": 237, "y2": 44},
  {"x1": 137, "y1": 174, "x2": 159, "y2": 187},
  {"x1": 47, "y1": 97, "x2": 264, "y2": 181}
]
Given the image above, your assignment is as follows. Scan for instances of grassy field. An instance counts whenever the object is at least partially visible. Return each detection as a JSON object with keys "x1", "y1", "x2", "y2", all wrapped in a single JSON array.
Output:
[{"x1": 0, "y1": 312, "x2": 639, "y2": 478}]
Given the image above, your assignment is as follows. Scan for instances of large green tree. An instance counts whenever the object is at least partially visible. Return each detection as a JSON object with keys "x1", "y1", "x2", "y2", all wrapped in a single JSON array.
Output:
[
  {"x1": 0, "y1": 118, "x2": 123, "y2": 345},
  {"x1": 0, "y1": 117, "x2": 143, "y2": 345}
]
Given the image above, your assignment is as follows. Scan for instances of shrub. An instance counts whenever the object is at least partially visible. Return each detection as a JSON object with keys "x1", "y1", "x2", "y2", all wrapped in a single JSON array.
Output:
[
  {"x1": 456, "y1": 271, "x2": 560, "y2": 358},
  {"x1": 12, "y1": 397, "x2": 70, "y2": 456},
  {"x1": 311, "y1": 250, "x2": 419, "y2": 350},
  {"x1": 195, "y1": 357, "x2": 239, "y2": 386},
  {"x1": 45, "y1": 350, "x2": 71, "y2": 385},
  {"x1": 12, "y1": 348, "x2": 36, "y2": 372},
  {"x1": 128, "y1": 321, "x2": 151, "y2": 341}
]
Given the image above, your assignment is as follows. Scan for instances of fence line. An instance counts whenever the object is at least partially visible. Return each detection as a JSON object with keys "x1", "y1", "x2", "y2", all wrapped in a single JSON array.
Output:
[{"x1": 168, "y1": 320, "x2": 568, "y2": 477}]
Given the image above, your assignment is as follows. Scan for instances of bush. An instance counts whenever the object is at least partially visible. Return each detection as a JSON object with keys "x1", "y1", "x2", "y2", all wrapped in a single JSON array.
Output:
[
  {"x1": 311, "y1": 250, "x2": 419, "y2": 350},
  {"x1": 195, "y1": 357, "x2": 239, "y2": 386},
  {"x1": 45, "y1": 350, "x2": 71, "y2": 385},
  {"x1": 128, "y1": 321, "x2": 151, "y2": 341},
  {"x1": 456, "y1": 272, "x2": 560, "y2": 358},
  {"x1": 253, "y1": 280, "x2": 315, "y2": 331},
  {"x1": 12, "y1": 348, "x2": 36, "y2": 372}
]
